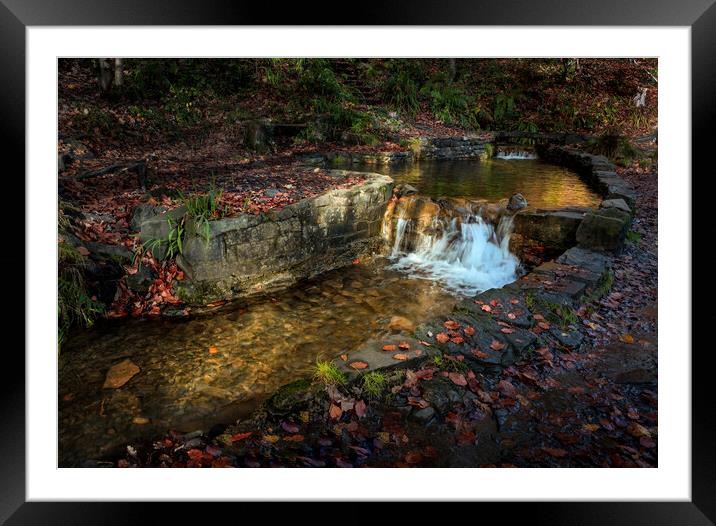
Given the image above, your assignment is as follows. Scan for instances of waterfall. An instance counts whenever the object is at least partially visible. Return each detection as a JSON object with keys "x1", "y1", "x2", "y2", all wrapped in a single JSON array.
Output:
[
  {"x1": 386, "y1": 197, "x2": 519, "y2": 296},
  {"x1": 494, "y1": 150, "x2": 538, "y2": 160}
]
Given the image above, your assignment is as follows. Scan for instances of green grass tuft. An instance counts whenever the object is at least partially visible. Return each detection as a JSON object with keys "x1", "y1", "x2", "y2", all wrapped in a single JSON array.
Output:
[
  {"x1": 313, "y1": 360, "x2": 347, "y2": 387},
  {"x1": 361, "y1": 371, "x2": 388, "y2": 399}
]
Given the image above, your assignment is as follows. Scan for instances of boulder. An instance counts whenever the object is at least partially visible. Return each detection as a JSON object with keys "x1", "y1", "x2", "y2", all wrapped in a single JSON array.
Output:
[
  {"x1": 131, "y1": 203, "x2": 167, "y2": 231},
  {"x1": 507, "y1": 193, "x2": 528, "y2": 211},
  {"x1": 126, "y1": 265, "x2": 156, "y2": 294},
  {"x1": 599, "y1": 198, "x2": 631, "y2": 214},
  {"x1": 389, "y1": 315, "x2": 415, "y2": 332},
  {"x1": 576, "y1": 208, "x2": 631, "y2": 251},
  {"x1": 512, "y1": 208, "x2": 590, "y2": 252}
]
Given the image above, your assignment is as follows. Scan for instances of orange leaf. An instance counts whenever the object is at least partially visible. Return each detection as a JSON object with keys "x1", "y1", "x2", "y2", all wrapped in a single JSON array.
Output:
[
  {"x1": 329, "y1": 404, "x2": 343, "y2": 419},
  {"x1": 436, "y1": 333, "x2": 450, "y2": 344},
  {"x1": 398, "y1": 342, "x2": 410, "y2": 350},
  {"x1": 490, "y1": 340, "x2": 506, "y2": 351},
  {"x1": 229, "y1": 431, "x2": 252, "y2": 442},
  {"x1": 208, "y1": 346, "x2": 219, "y2": 354},
  {"x1": 283, "y1": 434, "x2": 305, "y2": 442},
  {"x1": 450, "y1": 336, "x2": 465, "y2": 344},
  {"x1": 444, "y1": 320, "x2": 460, "y2": 330},
  {"x1": 464, "y1": 326, "x2": 475, "y2": 336},
  {"x1": 393, "y1": 353, "x2": 409, "y2": 361},
  {"x1": 481, "y1": 305, "x2": 492, "y2": 312},
  {"x1": 340, "y1": 354, "x2": 348, "y2": 361},
  {"x1": 382, "y1": 344, "x2": 398, "y2": 352},
  {"x1": 448, "y1": 372, "x2": 467, "y2": 386},
  {"x1": 349, "y1": 361, "x2": 369, "y2": 370}
]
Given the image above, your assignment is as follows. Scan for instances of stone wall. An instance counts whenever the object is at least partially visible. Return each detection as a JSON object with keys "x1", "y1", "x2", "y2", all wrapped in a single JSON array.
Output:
[{"x1": 141, "y1": 171, "x2": 394, "y2": 305}]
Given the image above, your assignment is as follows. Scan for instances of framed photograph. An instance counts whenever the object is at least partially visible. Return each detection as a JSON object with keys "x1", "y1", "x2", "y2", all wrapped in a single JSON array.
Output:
[{"x1": 4, "y1": 0, "x2": 713, "y2": 521}]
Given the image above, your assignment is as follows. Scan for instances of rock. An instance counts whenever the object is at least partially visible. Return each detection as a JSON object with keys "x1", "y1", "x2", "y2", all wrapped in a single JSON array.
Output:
[
  {"x1": 243, "y1": 119, "x2": 274, "y2": 152},
  {"x1": 86, "y1": 241, "x2": 134, "y2": 263},
  {"x1": 148, "y1": 187, "x2": 180, "y2": 199},
  {"x1": 264, "y1": 188, "x2": 282, "y2": 198},
  {"x1": 396, "y1": 184, "x2": 419, "y2": 197},
  {"x1": 512, "y1": 208, "x2": 590, "y2": 252},
  {"x1": 126, "y1": 265, "x2": 156, "y2": 294},
  {"x1": 139, "y1": 205, "x2": 188, "y2": 259},
  {"x1": 550, "y1": 328, "x2": 584, "y2": 349},
  {"x1": 600, "y1": 198, "x2": 631, "y2": 214},
  {"x1": 389, "y1": 315, "x2": 415, "y2": 332},
  {"x1": 131, "y1": 203, "x2": 166, "y2": 231},
  {"x1": 409, "y1": 406, "x2": 436, "y2": 425},
  {"x1": 102, "y1": 359, "x2": 140, "y2": 389},
  {"x1": 172, "y1": 172, "x2": 393, "y2": 305},
  {"x1": 507, "y1": 193, "x2": 528, "y2": 211},
  {"x1": 576, "y1": 208, "x2": 631, "y2": 251}
]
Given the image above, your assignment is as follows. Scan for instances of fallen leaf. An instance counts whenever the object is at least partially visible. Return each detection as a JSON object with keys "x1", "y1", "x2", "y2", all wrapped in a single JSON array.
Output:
[
  {"x1": 582, "y1": 423, "x2": 600, "y2": 433},
  {"x1": 393, "y1": 353, "x2": 409, "y2": 361},
  {"x1": 500, "y1": 327, "x2": 515, "y2": 334},
  {"x1": 355, "y1": 399, "x2": 367, "y2": 418},
  {"x1": 382, "y1": 344, "x2": 398, "y2": 352},
  {"x1": 620, "y1": 334, "x2": 635, "y2": 344},
  {"x1": 208, "y1": 346, "x2": 219, "y2": 354},
  {"x1": 262, "y1": 434, "x2": 280, "y2": 444},
  {"x1": 537, "y1": 321, "x2": 551, "y2": 330},
  {"x1": 229, "y1": 431, "x2": 252, "y2": 442},
  {"x1": 444, "y1": 320, "x2": 460, "y2": 330},
  {"x1": 340, "y1": 354, "x2": 348, "y2": 361},
  {"x1": 481, "y1": 305, "x2": 492, "y2": 312},
  {"x1": 77, "y1": 246, "x2": 90, "y2": 256},
  {"x1": 281, "y1": 421, "x2": 299, "y2": 434},
  {"x1": 472, "y1": 349, "x2": 488, "y2": 359},
  {"x1": 329, "y1": 404, "x2": 343, "y2": 419},
  {"x1": 436, "y1": 333, "x2": 450, "y2": 344},
  {"x1": 507, "y1": 312, "x2": 517, "y2": 320},
  {"x1": 450, "y1": 336, "x2": 465, "y2": 344},
  {"x1": 627, "y1": 422, "x2": 651, "y2": 438},
  {"x1": 350, "y1": 361, "x2": 369, "y2": 369},
  {"x1": 542, "y1": 447, "x2": 568, "y2": 458},
  {"x1": 448, "y1": 372, "x2": 467, "y2": 386},
  {"x1": 464, "y1": 326, "x2": 475, "y2": 336},
  {"x1": 283, "y1": 434, "x2": 304, "y2": 442},
  {"x1": 490, "y1": 340, "x2": 506, "y2": 351},
  {"x1": 398, "y1": 342, "x2": 410, "y2": 350},
  {"x1": 405, "y1": 451, "x2": 423, "y2": 464}
]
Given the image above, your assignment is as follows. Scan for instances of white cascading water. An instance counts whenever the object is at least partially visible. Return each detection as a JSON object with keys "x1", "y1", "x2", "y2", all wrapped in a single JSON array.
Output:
[
  {"x1": 494, "y1": 150, "x2": 538, "y2": 160},
  {"x1": 388, "y1": 209, "x2": 519, "y2": 296}
]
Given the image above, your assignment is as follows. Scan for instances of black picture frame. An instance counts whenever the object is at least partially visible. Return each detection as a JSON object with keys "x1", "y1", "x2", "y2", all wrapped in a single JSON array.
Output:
[{"x1": 3, "y1": 0, "x2": 713, "y2": 522}]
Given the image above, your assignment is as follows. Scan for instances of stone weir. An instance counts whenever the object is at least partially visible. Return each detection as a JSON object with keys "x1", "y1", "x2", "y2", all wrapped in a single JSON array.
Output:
[{"x1": 140, "y1": 171, "x2": 394, "y2": 305}]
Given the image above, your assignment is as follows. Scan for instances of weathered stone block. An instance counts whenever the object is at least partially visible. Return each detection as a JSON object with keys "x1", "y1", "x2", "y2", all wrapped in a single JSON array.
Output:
[{"x1": 576, "y1": 208, "x2": 631, "y2": 251}]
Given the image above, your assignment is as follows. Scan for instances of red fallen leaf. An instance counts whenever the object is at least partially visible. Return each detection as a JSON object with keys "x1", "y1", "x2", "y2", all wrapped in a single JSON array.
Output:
[
  {"x1": 537, "y1": 321, "x2": 551, "y2": 330},
  {"x1": 281, "y1": 421, "x2": 299, "y2": 433},
  {"x1": 436, "y1": 333, "x2": 450, "y2": 344},
  {"x1": 464, "y1": 326, "x2": 475, "y2": 336},
  {"x1": 472, "y1": 349, "x2": 489, "y2": 359},
  {"x1": 283, "y1": 434, "x2": 304, "y2": 442},
  {"x1": 490, "y1": 340, "x2": 506, "y2": 351},
  {"x1": 405, "y1": 451, "x2": 423, "y2": 464},
  {"x1": 352, "y1": 258, "x2": 361, "y2": 265},
  {"x1": 481, "y1": 305, "x2": 492, "y2": 312},
  {"x1": 444, "y1": 320, "x2": 460, "y2": 330},
  {"x1": 393, "y1": 353, "x2": 409, "y2": 361},
  {"x1": 490, "y1": 299, "x2": 500, "y2": 307},
  {"x1": 298, "y1": 457, "x2": 326, "y2": 467},
  {"x1": 500, "y1": 327, "x2": 515, "y2": 334},
  {"x1": 533, "y1": 314, "x2": 545, "y2": 321},
  {"x1": 457, "y1": 431, "x2": 476, "y2": 446},
  {"x1": 208, "y1": 346, "x2": 219, "y2": 354},
  {"x1": 419, "y1": 340, "x2": 432, "y2": 347},
  {"x1": 77, "y1": 246, "x2": 90, "y2": 256},
  {"x1": 510, "y1": 298, "x2": 520, "y2": 304},
  {"x1": 408, "y1": 396, "x2": 430, "y2": 408},
  {"x1": 354, "y1": 399, "x2": 367, "y2": 418},
  {"x1": 187, "y1": 449, "x2": 204, "y2": 461},
  {"x1": 497, "y1": 380, "x2": 517, "y2": 398},
  {"x1": 329, "y1": 404, "x2": 343, "y2": 419},
  {"x1": 507, "y1": 313, "x2": 517, "y2": 320},
  {"x1": 229, "y1": 431, "x2": 252, "y2": 442},
  {"x1": 450, "y1": 336, "x2": 465, "y2": 344},
  {"x1": 543, "y1": 447, "x2": 568, "y2": 458},
  {"x1": 349, "y1": 361, "x2": 369, "y2": 369},
  {"x1": 398, "y1": 342, "x2": 410, "y2": 350},
  {"x1": 175, "y1": 270, "x2": 185, "y2": 281},
  {"x1": 340, "y1": 354, "x2": 348, "y2": 361},
  {"x1": 382, "y1": 344, "x2": 398, "y2": 352},
  {"x1": 414, "y1": 349, "x2": 423, "y2": 356},
  {"x1": 448, "y1": 372, "x2": 467, "y2": 386},
  {"x1": 117, "y1": 459, "x2": 129, "y2": 468},
  {"x1": 211, "y1": 456, "x2": 233, "y2": 468}
]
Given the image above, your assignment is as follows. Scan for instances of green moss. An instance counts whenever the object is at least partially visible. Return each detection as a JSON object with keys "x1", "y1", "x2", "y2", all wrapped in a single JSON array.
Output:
[{"x1": 626, "y1": 230, "x2": 642, "y2": 243}]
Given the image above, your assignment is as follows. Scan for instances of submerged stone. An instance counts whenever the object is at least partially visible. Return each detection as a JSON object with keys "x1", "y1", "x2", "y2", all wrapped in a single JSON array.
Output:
[{"x1": 102, "y1": 359, "x2": 140, "y2": 389}]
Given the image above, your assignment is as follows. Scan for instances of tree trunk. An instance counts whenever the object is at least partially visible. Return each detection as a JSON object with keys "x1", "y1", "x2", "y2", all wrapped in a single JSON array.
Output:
[
  {"x1": 98, "y1": 58, "x2": 113, "y2": 93},
  {"x1": 113, "y1": 58, "x2": 123, "y2": 88}
]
